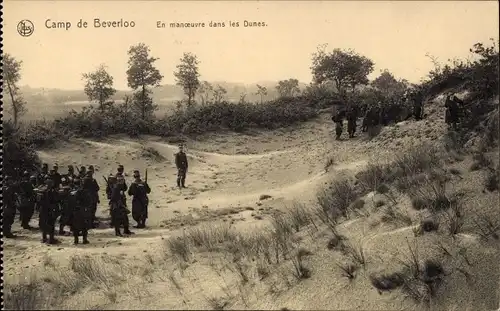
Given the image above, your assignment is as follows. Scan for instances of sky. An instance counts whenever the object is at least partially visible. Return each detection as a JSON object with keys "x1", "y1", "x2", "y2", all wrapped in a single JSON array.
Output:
[{"x1": 4, "y1": 1, "x2": 499, "y2": 90}]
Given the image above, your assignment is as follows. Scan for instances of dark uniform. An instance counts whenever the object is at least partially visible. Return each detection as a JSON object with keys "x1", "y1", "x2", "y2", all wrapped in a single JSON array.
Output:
[
  {"x1": 175, "y1": 149, "x2": 189, "y2": 188},
  {"x1": 445, "y1": 94, "x2": 460, "y2": 129},
  {"x1": 128, "y1": 171, "x2": 151, "y2": 228},
  {"x1": 51, "y1": 165, "x2": 63, "y2": 189},
  {"x1": 346, "y1": 107, "x2": 358, "y2": 138},
  {"x1": 110, "y1": 177, "x2": 133, "y2": 236},
  {"x1": 332, "y1": 110, "x2": 345, "y2": 140},
  {"x1": 58, "y1": 177, "x2": 73, "y2": 235},
  {"x1": 2, "y1": 176, "x2": 18, "y2": 238},
  {"x1": 38, "y1": 179, "x2": 61, "y2": 244},
  {"x1": 18, "y1": 171, "x2": 36, "y2": 229},
  {"x1": 412, "y1": 91, "x2": 424, "y2": 121},
  {"x1": 83, "y1": 170, "x2": 100, "y2": 226},
  {"x1": 37, "y1": 164, "x2": 49, "y2": 186},
  {"x1": 69, "y1": 178, "x2": 91, "y2": 244}
]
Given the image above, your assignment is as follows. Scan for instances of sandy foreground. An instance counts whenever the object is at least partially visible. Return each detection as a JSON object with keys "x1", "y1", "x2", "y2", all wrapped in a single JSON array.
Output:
[{"x1": 3, "y1": 96, "x2": 500, "y2": 310}]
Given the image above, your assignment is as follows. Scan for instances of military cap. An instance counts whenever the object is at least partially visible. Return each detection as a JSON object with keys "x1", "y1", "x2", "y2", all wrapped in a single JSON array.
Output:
[
  {"x1": 42, "y1": 163, "x2": 48, "y2": 167},
  {"x1": 22, "y1": 170, "x2": 30, "y2": 176}
]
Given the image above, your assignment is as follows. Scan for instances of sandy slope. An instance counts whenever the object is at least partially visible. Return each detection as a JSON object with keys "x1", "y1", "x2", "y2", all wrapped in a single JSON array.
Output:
[{"x1": 3, "y1": 96, "x2": 499, "y2": 310}]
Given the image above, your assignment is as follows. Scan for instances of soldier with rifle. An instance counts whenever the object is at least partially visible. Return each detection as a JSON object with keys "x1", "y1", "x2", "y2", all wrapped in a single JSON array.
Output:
[
  {"x1": 83, "y1": 169, "x2": 100, "y2": 227},
  {"x1": 109, "y1": 174, "x2": 133, "y2": 236},
  {"x1": 128, "y1": 169, "x2": 151, "y2": 228}
]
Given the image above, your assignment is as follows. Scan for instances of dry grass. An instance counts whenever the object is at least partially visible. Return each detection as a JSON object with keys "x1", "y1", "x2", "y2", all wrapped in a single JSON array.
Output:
[{"x1": 316, "y1": 178, "x2": 359, "y2": 221}]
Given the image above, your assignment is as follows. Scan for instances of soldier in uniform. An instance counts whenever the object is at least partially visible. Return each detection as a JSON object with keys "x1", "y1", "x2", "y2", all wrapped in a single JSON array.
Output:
[
  {"x1": 51, "y1": 164, "x2": 62, "y2": 189},
  {"x1": 37, "y1": 163, "x2": 49, "y2": 186},
  {"x1": 128, "y1": 170, "x2": 151, "y2": 228},
  {"x1": 38, "y1": 178, "x2": 61, "y2": 244},
  {"x1": 83, "y1": 170, "x2": 100, "y2": 227},
  {"x1": 346, "y1": 107, "x2": 358, "y2": 138},
  {"x1": 412, "y1": 90, "x2": 424, "y2": 121},
  {"x1": 70, "y1": 176, "x2": 91, "y2": 244},
  {"x1": 18, "y1": 171, "x2": 36, "y2": 229},
  {"x1": 445, "y1": 94, "x2": 461, "y2": 129},
  {"x1": 175, "y1": 146, "x2": 189, "y2": 188},
  {"x1": 110, "y1": 175, "x2": 133, "y2": 236},
  {"x1": 58, "y1": 177, "x2": 73, "y2": 235},
  {"x1": 2, "y1": 176, "x2": 18, "y2": 238},
  {"x1": 332, "y1": 109, "x2": 345, "y2": 140}
]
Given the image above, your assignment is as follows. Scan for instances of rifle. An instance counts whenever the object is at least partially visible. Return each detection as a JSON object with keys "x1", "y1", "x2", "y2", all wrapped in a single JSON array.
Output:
[
  {"x1": 103, "y1": 176, "x2": 109, "y2": 186},
  {"x1": 145, "y1": 169, "x2": 148, "y2": 184},
  {"x1": 76, "y1": 166, "x2": 81, "y2": 174}
]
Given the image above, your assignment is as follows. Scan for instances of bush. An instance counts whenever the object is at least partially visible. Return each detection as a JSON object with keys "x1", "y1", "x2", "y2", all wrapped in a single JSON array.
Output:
[{"x1": 2, "y1": 120, "x2": 41, "y2": 179}]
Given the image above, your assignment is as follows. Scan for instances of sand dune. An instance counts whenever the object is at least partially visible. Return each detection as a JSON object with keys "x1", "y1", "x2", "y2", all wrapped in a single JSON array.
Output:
[{"x1": 3, "y1": 95, "x2": 499, "y2": 310}]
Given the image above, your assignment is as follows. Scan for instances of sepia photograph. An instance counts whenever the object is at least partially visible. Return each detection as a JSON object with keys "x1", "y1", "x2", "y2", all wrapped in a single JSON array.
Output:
[{"x1": 1, "y1": 1, "x2": 499, "y2": 310}]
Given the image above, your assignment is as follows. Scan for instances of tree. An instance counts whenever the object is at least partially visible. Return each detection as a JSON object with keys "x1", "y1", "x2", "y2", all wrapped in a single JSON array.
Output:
[
  {"x1": 198, "y1": 81, "x2": 213, "y2": 105},
  {"x1": 126, "y1": 43, "x2": 164, "y2": 121},
  {"x1": 82, "y1": 64, "x2": 116, "y2": 112},
  {"x1": 212, "y1": 85, "x2": 227, "y2": 103},
  {"x1": 371, "y1": 69, "x2": 407, "y2": 98},
  {"x1": 311, "y1": 45, "x2": 374, "y2": 95},
  {"x1": 3, "y1": 53, "x2": 26, "y2": 128},
  {"x1": 276, "y1": 78, "x2": 300, "y2": 97},
  {"x1": 255, "y1": 84, "x2": 268, "y2": 103},
  {"x1": 174, "y1": 52, "x2": 201, "y2": 107}
]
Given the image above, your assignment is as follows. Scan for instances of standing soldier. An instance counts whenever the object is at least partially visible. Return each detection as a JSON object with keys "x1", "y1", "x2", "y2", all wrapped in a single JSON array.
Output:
[
  {"x1": 37, "y1": 163, "x2": 49, "y2": 186},
  {"x1": 51, "y1": 164, "x2": 62, "y2": 189},
  {"x1": 58, "y1": 177, "x2": 73, "y2": 235},
  {"x1": 346, "y1": 107, "x2": 358, "y2": 138},
  {"x1": 38, "y1": 178, "x2": 61, "y2": 244},
  {"x1": 412, "y1": 90, "x2": 424, "y2": 121},
  {"x1": 110, "y1": 175, "x2": 133, "y2": 236},
  {"x1": 18, "y1": 171, "x2": 36, "y2": 229},
  {"x1": 332, "y1": 109, "x2": 345, "y2": 140},
  {"x1": 83, "y1": 170, "x2": 100, "y2": 227},
  {"x1": 70, "y1": 176, "x2": 91, "y2": 245},
  {"x1": 445, "y1": 94, "x2": 460, "y2": 129},
  {"x1": 128, "y1": 170, "x2": 151, "y2": 228},
  {"x1": 2, "y1": 176, "x2": 18, "y2": 238},
  {"x1": 106, "y1": 174, "x2": 116, "y2": 228},
  {"x1": 175, "y1": 146, "x2": 189, "y2": 188}
]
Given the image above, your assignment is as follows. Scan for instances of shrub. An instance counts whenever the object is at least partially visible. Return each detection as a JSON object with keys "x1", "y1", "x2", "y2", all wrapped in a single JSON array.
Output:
[
  {"x1": 316, "y1": 178, "x2": 359, "y2": 221},
  {"x1": 2, "y1": 120, "x2": 41, "y2": 179}
]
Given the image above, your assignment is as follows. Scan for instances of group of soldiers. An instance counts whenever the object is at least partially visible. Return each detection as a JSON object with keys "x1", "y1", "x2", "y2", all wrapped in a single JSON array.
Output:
[
  {"x1": 331, "y1": 89, "x2": 427, "y2": 140},
  {"x1": 331, "y1": 89, "x2": 466, "y2": 140},
  {"x1": 2, "y1": 144, "x2": 190, "y2": 245},
  {"x1": 2, "y1": 163, "x2": 153, "y2": 245}
]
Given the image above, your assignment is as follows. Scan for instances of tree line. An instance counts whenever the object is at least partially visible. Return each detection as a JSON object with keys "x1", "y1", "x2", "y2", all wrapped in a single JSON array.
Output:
[{"x1": 3, "y1": 42, "x2": 413, "y2": 129}]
